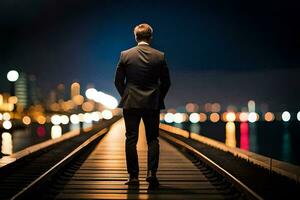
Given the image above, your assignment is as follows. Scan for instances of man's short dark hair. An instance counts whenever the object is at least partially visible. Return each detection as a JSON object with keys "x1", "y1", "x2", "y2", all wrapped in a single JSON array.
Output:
[{"x1": 134, "y1": 23, "x2": 153, "y2": 42}]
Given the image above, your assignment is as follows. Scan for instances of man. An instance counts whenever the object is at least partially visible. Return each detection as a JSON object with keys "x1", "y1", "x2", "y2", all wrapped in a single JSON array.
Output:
[{"x1": 114, "y1": 23, "x2": 171, "y2": 186}]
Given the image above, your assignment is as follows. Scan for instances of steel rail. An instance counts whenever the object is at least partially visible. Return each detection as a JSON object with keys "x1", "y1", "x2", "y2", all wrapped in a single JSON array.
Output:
[{"x1": 160, "y1": 131, "x2": 264, "y2": 200}]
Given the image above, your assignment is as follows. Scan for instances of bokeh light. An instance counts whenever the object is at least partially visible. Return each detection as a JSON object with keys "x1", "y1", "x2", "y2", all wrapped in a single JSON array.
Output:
[
  {"x1": 22, "y1": 116, "x2": 31, "y2": 125},
  {"x1": 51, "y1": 125, "x2": 62, "y2": 139},
  {"x1": 248, "y1": 112, "x2": 259, "y2": 123},
  {"x1": 282, "y1": 111, "x2": 291, "y2": 122},
  {"x1": 164, "y1": 113, "x2": 174, "y2": 123},
  {"x1": 264, "y1": 112, "x2": 275, "y2": 122},
  {"x1": 7, "y1": 70, "x2": 19, "y2": 82},
  {"x1": 3, "y1": 120, "x2": 12, "y2": 130},
  {"x1": 51, "y1": 115, "x2": 61, "y2": 125},
  {"x1": 174, "y1": 113, "x2": 184, "y2": 123},
  {"x1": 189, "y1": 113, "x2": 200, "y2": 123},
  {"x1": 239, "y1": 112, "x2": 248, "y2": 122},
  {"x1": 226, "y1": 112, "x2": 236, "y2": 122},
  {"x1": 102, "y1": 110, "x2": 113, "y2": 120},
  {"x1": 210, "y1": 113, "x2": 220, "y2": 123},
  {"x1": 70, "y1": 114, "x2": 80, "y2": 124}
]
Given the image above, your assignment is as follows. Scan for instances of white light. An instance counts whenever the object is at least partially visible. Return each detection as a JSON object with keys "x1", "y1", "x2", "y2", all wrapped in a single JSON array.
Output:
[
  {"x1": 51, "y1": 115, "x2": 61, "y2": 125},
  {"x1": 248, "y1": 112, "x2": 258, "y2": 123},
  {"x1": 51, "y1": 125, "x2": 62, "y2": 139},
  {"x1": 226, "y1": 112, "x2": 236, "y2": 122},
  {"x1": 78, "y1": 113, "x2": 85, "y2": 122},
  {"x1": 2, "y1": 112, "x2": 11, "y2": 121},
  {"x1": 297, "y1": 111, "x2": 300, "y2": 121},
  {"x1": 282, "y1": 111, "x2": 291, "y2": 122},
  {"x1": 61, "y1": 115, "x2": 69, "y2": 125},
  {"x1": 85, "y1": 88, "x2": 98, "y2": 99},
  {"x1": 83, "y1": 113, "x2": 93, "y2": 123},
  {"x1": 3, "y1": 120, "x2": 12, "y2": 130},
  {"x1": 174, "y1": 113, "x2": 184, "y2": 123},
  {"x1": 94, "y1": 91, "x2": 118, "y2": 109},
  {"x1": 7, "y1": 70, "x2": 19, "y2": 82},
  {"x1": 0, "y1": 113, "x2": 3, "y2": 121},
  {"x1": 102, "y1": 110, "x2": 113, "y2": 120},
  {"x1": 164, "y1": 113, "x2": 174, "y2": 123},
  {"x1": 189, "y1": 113, "x2": 200, "y2": 123},
  {"x1": 91, "y1": 111, "x2": 101, "y2": 121},
  {"x1": 70, "y1": 114, "x2": 79, "y2": 124}
]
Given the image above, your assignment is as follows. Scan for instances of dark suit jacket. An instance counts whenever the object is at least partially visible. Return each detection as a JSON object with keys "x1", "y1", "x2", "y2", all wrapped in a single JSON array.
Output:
[{"x1": 114, "y1": 44, "x2": 171, "y2": 110}]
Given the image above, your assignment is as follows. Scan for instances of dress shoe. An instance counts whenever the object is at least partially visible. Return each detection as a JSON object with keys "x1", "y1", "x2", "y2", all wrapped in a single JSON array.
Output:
[
  {"x1": 146, "y1": 171, "x2": 159, "y2": 186},
  {"x1": 125, "y1": 176, "x2": 139, "y2": 185}
]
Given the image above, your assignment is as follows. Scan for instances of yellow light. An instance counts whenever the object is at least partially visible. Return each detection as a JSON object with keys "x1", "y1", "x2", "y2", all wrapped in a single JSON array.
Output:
[
  {"x1": 199, "y1": 113, "x2": 207, "y2": 122},
  {"x1": 82, "y1": 101, "x2": 94, "y2": 112},
  {"x1": 1, "y1": 132, "x2": 12, "y2": 155},
  {"x1": 22, "y1": 116, "x2": 31, "y2": 125},
  {"x1": 72, "y1": 95, "x2": 84, "y2": 105},
  {"x1": 264, "y1": 112, "x2": 275, "y2": 122},
  {"x1": 225, "y1": 122, "x2": 236, "y2": 147},
  {"x1": 8, "y1": 96, "x2": 18, "y2": 104},
  {"x1": 37, "y1": 115, "x2": 46, "y2": 124},
  {"x1": 50, "y1": 103, "x2": 60, "y2": 111},
  {"x1": 51, "y1": 125, "x2": 62, "y2": 139},
  {"x1": 210, "y1": 113, "x2": 220, "y2": 123},
  {"x1": 0, "y1": 94, "x2": 3, "y2": 105},
  {"x1": 3, "y1": 120, "x2": 12, "y2": 130},
  {"x1": 71, "y1": 82, "x2": 80, "y2": 98},
  {"x1": 226, "y1": 112, "x2": 236, "y2": 122}
]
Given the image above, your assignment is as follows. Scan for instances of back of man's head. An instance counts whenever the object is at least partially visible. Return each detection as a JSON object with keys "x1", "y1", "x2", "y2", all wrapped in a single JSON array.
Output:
[{"x1": 134, "y1": 23, "x2": 153, "y2": 43}]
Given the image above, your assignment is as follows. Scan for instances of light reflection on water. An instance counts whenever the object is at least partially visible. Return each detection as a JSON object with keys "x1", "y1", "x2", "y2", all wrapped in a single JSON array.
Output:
[
  {"x1": 240, "y1": 122, "x2": 249, "y2": 150},
  {"x1": 225, "y1": 122, "x2": 236, "y2": 148},
  {"x1": 1, "y1": 132, "x2": 12, "y2": 155},
  {"x1": 171, "y1": 121, "x2": 300, "y2": 166},
  {"x1": 0, "y1": 123, "x2": 70, "y2": 157},
  {"x1": 51, "y1": 125, "x2": 62, "y2": 139}
]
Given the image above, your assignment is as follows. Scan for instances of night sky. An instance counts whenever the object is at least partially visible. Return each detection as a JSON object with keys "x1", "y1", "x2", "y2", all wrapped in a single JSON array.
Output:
[{"x1": 0, "y1": 0, "x2": 299, "y2": 111}]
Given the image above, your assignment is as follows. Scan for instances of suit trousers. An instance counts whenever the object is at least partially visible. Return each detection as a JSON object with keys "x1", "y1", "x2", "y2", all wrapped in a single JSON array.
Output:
[{"x1": 123, "y1": 108, "x2": 160, "y2": 177}]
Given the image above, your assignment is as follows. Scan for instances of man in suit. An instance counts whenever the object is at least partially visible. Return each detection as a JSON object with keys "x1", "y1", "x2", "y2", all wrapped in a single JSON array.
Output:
[{"x1": 114, "y1": 23, "x2": 171, "y2": 185}]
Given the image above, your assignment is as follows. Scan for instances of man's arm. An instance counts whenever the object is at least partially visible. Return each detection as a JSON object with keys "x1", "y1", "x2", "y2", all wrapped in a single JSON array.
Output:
[
  {"x1": 114, "y1": 52, "x2": 126, "y2": 96},
  {"x1": 159, "y1": 54, "x2": 171, "y2": 100}
]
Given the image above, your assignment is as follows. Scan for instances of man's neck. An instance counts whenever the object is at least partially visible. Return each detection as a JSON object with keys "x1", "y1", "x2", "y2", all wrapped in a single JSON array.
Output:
[{"x1": 137, "y1": 41, "x2": 150, "y2": 46}]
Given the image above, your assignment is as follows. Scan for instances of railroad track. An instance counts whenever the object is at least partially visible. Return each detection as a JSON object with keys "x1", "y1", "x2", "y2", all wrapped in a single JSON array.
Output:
[{"x1": 2, "y1": 118, "x2": 263, "y2": 200}]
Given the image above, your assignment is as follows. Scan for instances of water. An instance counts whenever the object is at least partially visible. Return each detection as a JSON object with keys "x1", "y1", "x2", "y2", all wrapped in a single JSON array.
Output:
[
  {"x1": 166, "y1": 121, "x2": 300, "y2": 166},
  {"x1": 0, "y1": 122, "x2": 91, "y2": 157}
]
